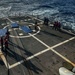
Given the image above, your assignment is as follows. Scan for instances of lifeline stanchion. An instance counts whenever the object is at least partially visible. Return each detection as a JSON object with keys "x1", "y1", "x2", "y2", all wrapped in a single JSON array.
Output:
[{"x1": 5, "y1": 48, "x2": 10, "y2": 75}]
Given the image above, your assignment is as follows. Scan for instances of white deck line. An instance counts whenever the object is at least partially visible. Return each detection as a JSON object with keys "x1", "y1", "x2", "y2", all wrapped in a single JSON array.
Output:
[
  {"x1": 9, "y1": 36, "x2": 75, "y2": 69},
  {"x1": 29, "y1": 33, "x2": 75, "y2": 48},
  {"x1": 9, "y1": 26, "x2": 41, "y2": 38},
  {"x1": 9, "y1": 60, "x2": 24, "y2": 69},
  {"x1": 26, "y1": 48, "x2": 75, "y2": 66},
  {"x1": 51, "y1": 48, "x2": 75, "y2": 67},
  {"x1": 4, "y1": 18, "x2": 41, "y2": 38},
  {"x1": 10, "y1": 36, "x2": 75, "y2": 63},
  {"x1": 29, "y1": 33, "x2": 50, "y2": 48},
  {"x1": 6, "y1": 18, "x2": 13, "y2": 23},
  {"x1": 6, "y1": 17, "x2": 75, "y2": 69},
  {"x1": 27, "y1": 34, "x2": 75, "y2": 67},
  {"x1": 6, "y1": 17, "x2": 75, "y2": 68}
]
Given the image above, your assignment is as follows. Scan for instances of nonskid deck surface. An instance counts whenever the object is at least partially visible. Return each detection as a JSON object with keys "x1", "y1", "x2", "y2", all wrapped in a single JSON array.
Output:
[{"x1": 0, "y1": 16, "x2": 75, "y2": 75}]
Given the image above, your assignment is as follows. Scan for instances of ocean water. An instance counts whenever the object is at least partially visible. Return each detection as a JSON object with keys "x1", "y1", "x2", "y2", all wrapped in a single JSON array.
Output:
[{"x1": 0, "y1": 0, "x2": 75, "y2": 31}]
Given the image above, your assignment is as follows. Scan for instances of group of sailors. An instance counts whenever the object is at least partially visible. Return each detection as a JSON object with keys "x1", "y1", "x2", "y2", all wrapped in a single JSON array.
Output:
[
  {"x1": 52, "y1": 21, "x2": 61, "y2": 30},
  {"x1": 28, "y1": 17, "x2": 61, "y2": 33},
  {"x1": 43, "y1": 17, "x2": 61, "y2": 31}
]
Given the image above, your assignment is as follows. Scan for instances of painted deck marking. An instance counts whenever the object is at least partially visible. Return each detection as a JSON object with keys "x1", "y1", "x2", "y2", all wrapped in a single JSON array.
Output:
[
  {"x1": 4, "y1": 18, "x2": 41, "y2": 38},
  {"x1": 27, "y1": 34, "x2": 75, "y2": 67},
  {"x1": 6, "y1": 17, "x2": 75, "y2": 68},
  {"x1": 9, "y1": 36, "x2": 75, "y2": 69},
  {"x1": 29, "y1": 33, "x2": 75, "y2": 48},
  {"x1": 26, "y1": 48, "x2": 75, "y2": 66},
  {"x1": 9, "y1": 60, "x2": 24, "y2": 69},
  {"x1": 29, "y1": 33, "x2": 50, "y2": 48},
  {"x1": 7, "y1": 18, "x2": 13, "y2": 23}
]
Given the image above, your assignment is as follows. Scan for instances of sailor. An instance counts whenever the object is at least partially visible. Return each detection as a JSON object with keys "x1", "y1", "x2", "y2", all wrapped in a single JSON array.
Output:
[
  {"x1": 43, "y1": 17, "x2": 49, "y2": 26},
  {"x1": 53, "y1": 21, "x2": 57, "y2": 30},
  {"x1": 53, "y1": 21, "x2": 60, "y2": 30},
  {"x1": 34, "y1": 21, "x2": 39, "y2": 31},
  {"x1": 57, "y1": 22, "x2": 61, "y2": 31}
]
